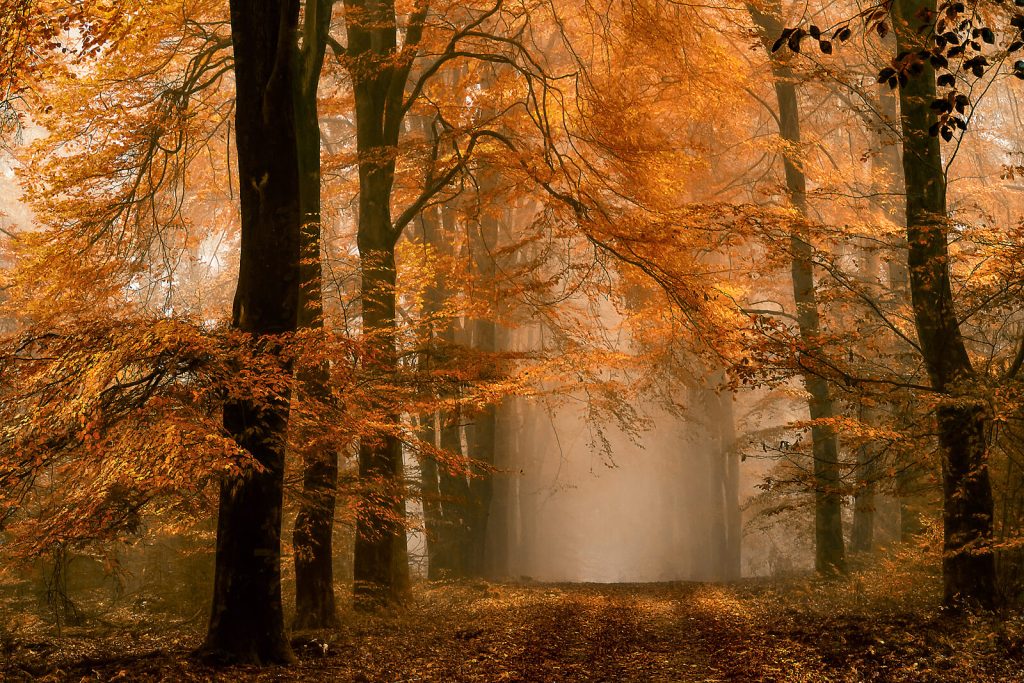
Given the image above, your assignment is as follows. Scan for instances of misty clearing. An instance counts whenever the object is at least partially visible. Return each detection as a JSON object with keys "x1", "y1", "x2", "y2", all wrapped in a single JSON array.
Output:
[{"x1": 2, "y1": 0, "x2": 1024, "y2": 681}]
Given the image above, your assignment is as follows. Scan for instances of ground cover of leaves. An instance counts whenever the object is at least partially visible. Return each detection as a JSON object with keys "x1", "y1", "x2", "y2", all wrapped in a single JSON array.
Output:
[{"x1": 3, "y1": 576, "x2": 1024, "y2": 682}]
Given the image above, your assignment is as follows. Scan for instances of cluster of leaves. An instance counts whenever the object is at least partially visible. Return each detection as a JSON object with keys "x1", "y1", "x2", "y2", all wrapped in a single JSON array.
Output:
[{"x1": 771, "y1": 0, "x2": 1024, "y2": 141}]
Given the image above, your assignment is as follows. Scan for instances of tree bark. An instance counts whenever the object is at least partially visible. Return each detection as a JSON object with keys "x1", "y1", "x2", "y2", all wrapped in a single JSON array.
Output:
[
  {"x1": 202, "y1": 0, "x2": 301, "y2": 664},
  {"x1": 714, "y1": 385, "x2": 742, "y2": 579},
  {"x1": 416, "y1": 195, "x2": 448, "y2": 579},
  {"x1": 353, "y1": 191, "x2": 409, "y2": 606},
  {"x1": 418, "y1": 411, "x2": 445, "y2": 579},
  {"x1": 749, "y1": 3, "x2": 846, "y2": 574},
  {"x1": 892, "y1": 0, "x2": 996, "y2": 607},
  {"x1": 466, "y1": 170, "x2": 500, "y2": 578},
  {"x1": 438, "y1": 394, "x2": 471, "y2": 575},
  {"x1": 344, "y1": 0, "x2": 420, "y2": 607},
  {"x1": 849, "y1": 400, "x2": 878, "y2": 553},
  {"x1": 291, "y1": 0, "x2": 339, "y2": 631},
  {"x1": 870, "y1": 84, "x2": 926, "y2": 543}
]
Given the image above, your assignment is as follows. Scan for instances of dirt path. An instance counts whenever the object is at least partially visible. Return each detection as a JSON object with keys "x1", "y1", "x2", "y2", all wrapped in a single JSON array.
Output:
[{"x1": 4, "y1": 581, "x2": 1023, "y2": 681}]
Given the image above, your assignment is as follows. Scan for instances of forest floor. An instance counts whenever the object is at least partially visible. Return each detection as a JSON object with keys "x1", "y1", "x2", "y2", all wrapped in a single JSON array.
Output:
[{"x1": 3, "y1": 565, "x2": 1024, "y2": 682}]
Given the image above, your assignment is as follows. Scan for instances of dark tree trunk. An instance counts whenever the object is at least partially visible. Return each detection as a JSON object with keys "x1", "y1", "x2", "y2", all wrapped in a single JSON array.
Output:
[
  {"x1": 467, "y1": 361, "x2": 496, "y2": 577},
  {"x1": 438, "y1": 397, "x2": 471, "y2": 575},
  {"x1": 850, "y1": 236, "x2": 881, "y2": 553},
  {"x1": 750, "y1": 3, "x2": 846, "y2": 574},
  {"x1": 418, "y1": 412, "x2": 444, "y2": 579},
  {"x1": 291, "y1": 0, "x2": 340, "y2": 632},
  {"x1": 353, "y1": 204, "x2": 409, "y2": 605},
  {"x1": 344, "y1": 0, "x2": 420, "y2": 607},
  {"x1": 484, "y1": 392, "x2": 513, "y2": 578},
  {"x1": 892, "y1": 0, "x2": 996, "y2": 607},
  {"x1": 416, "y1": 196, "x2": 448, "y2": 579},
  {"x1": 202, "y1": 0, "x2": 301, "y2": 665}
]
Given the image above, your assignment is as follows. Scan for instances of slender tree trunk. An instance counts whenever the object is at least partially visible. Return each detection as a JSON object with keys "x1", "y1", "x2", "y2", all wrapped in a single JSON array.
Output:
[
  {"x1": 353, "y1": 180, "x2": 409, "y2": 605},
  {"x1": 438, "y1": 394, "x2": 471, "y2": 575},
  {"x1": 291, "y1": 0, "x2": 339, "y2": 631},
  {"x1": 484, "y1": 391, "x2": 513, "y2": 578},
  {"x1": 344, "y1": 0, "x2": 427, "y2": 608},
  {"x1": 873, "y1": 84, "x2": 925, "y2": 542},
  {"x1": 466, "y1": 171, "x2": 500, "y2": 577},
  {"x1": 750, "y1": 3, "x2": 846, "y2": 574},
  {"x1": 714, "y1": 385, "x2": 742, "y2": 579},
  {"x1": 850, "y1": 223, "x2": 882, "y2": 553},
  {"x1": 850, "y1": 401, "x2": 878, "y2": 552},
  {"x1": 416, "y1": 193, "x2": 449, "y2": 579},
  {"x1": 699, "y1": 385, "x2": 729, "y2": 577},
  {"x1": 419, "y1": 411, "x2": 444, "y2": 579},
  {"x1": 202, "y1": 0, "x2": 301, "y2": 664},
  {"x1": 892, "y1": 0, "x2": 996, "y2": 607}
]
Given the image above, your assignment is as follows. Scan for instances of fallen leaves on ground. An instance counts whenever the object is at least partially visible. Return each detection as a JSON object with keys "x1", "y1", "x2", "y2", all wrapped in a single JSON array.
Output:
[{"x1": 3, "y1": 576, "x2": 1023, "y2": 681}]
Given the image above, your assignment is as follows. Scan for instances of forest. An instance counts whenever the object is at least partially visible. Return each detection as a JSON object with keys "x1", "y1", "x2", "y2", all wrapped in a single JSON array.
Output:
[{"x1": 2, "y1": 0, "x2": 1024, "y2": 680}]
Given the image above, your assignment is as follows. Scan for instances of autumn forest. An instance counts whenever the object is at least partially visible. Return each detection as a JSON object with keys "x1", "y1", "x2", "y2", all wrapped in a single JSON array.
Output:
[{"x1": 2, "y1": 0, "x2": 1024, "y2": 680}]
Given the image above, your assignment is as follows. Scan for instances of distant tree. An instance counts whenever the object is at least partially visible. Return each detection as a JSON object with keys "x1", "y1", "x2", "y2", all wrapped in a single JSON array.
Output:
[{"x1": 749, "y1": 0, "x2": 847, "y2": 575}]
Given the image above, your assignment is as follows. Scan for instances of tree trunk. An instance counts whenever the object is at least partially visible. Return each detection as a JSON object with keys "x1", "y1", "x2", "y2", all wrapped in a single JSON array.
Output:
[
  {"x1": 419, "y1": 412, "x2": 444, "y2": 579},
  {"x1": 873, "y1": 83, "x2": 925, "y2": 543},
  {"x1": 749, "y1": 3, "x2": 846, "y2": 574},
  {"x1": 892, "y1": 0, "x2": 996, "y2": 607},
  {"x1": 291, "y1": 0, "x2": 339, "y2": 631},
  {"x1": 344, "y1": 0, "x2": 425, "y2": 608},
  {"x1": 438, "y1": 396, "x2": 471, "y2": 575},
  {"x1": 849, "y1": 401, "x2": 878, "y2": 553},
  {"x1": 416, "y1": 194, "x2": 449, "y2": 579},
  {"x1": 202, "y1": 0, "x2": 301, "y2": 664},
  {"x1": 353, "y1": 189, "x2": 409, "y2": 606},
  {"x1": 465, "y1": 171, "x2": 501, "y2": 578},
  {"x1": 850, "y1": 214, "x2": 883, "y2": 553},
  {"x1": 484, "y1": 392, "x2": 513, "y2": 578},
  {"x1": 714, "y1": 385, "x2": 742, "y2": 579}
]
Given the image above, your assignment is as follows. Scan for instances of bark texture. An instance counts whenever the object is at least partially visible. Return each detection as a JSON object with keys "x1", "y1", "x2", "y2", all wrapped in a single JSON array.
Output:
[
  {"x1": 750, "y1": 2, "x2": 846, "y2": 574},
  {"x1": 344, "y1": 0, "x2": 426, "y2": 605},
  {"x1": 892, "y1": 0, "x2": 996, "y2": 608},
  {"x1": 291, "y1": 0, "x2": 339, "y2": 631},
  {"x1": 202, "y1": 0, "x2": 301, "y2": 664}
]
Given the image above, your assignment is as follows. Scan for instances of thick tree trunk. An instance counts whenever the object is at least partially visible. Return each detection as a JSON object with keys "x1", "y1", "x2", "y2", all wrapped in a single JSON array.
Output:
[
  {"x1": 892, "y1": 0, "x2": 996, "y2": 607},
  {"x1": 750, "y1": 4, "x2": 846, "y2": 574},
  {"x1": 291, "y1": 0, "x2": 339, "y2": 631},
  {"x1": 202, "y1": 0, "x2": 301, "y2": 664}
]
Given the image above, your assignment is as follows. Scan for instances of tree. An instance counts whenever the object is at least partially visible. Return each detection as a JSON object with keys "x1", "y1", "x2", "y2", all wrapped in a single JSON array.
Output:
[
  {"x1": 291, "y1": 0, "x2": 341, "y2": 631},
  {"x1": 890, "y1": 0, "x2": 996, "y2": 607},
  {"x1": 342, "y1": 0, "x2": 424, "y2": 607},
  {"x1": 749, "y1": 0, "x2": 847, "y2": 575},
  {"x1": 201, "y1": 0, "x2": 302, "y2": 663}
]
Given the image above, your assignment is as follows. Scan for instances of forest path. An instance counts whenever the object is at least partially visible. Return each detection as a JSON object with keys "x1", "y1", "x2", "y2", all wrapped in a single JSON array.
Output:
[{"x1": 5, "y1": 579, "x2": 1022, "y2": 681}]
